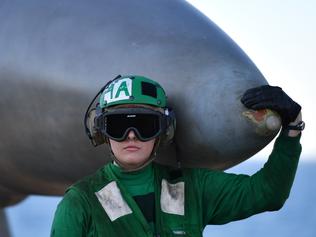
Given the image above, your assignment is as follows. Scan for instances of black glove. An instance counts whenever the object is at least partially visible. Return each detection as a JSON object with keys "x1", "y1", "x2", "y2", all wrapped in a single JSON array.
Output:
[{"x1": 241, "y1": 85, "x2": 301, "y2": 127}]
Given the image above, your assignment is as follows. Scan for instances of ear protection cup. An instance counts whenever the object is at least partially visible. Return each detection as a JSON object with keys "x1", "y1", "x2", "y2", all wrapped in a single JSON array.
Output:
[
  {"x1": 160, "y1": 108, "x2": 176, "y2": 146},
  {"x1": 84, "y1": 75, "x2": 122, "y2": 146},
  {"x1": 86, "y1": 107, "x2": 106, "y2": 146}
]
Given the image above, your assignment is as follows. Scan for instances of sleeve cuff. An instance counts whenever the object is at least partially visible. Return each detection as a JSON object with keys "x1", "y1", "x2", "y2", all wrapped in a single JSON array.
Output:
[{"x1": 273, "y1": 131, "x2": 302, "y2": 155}]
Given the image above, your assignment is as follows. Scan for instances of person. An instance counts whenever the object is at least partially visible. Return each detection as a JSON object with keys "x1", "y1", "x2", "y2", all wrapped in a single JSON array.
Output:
[{"x1": 51, "y1": 75, "x2": 303, "y2": 237}]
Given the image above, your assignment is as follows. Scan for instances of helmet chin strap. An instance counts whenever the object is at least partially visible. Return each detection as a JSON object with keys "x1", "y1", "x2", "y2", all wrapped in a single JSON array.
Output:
[{"x1": 106, "y1": 137, "x2": 160, "y2": 172}]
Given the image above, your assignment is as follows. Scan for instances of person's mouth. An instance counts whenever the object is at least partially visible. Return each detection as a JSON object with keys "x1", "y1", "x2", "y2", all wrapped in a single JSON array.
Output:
[{"x1": 124, "y1": 145, "x2": 140, "y2": 151}]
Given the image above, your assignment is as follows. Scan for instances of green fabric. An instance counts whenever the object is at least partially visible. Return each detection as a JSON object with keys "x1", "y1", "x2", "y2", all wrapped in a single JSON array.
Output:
[
  {"x1": 51, "y1": 133, "x2": 302, "y2": 237},
  {"x1": 109, "y1": 162, "x2": 156, "y2": 234},
  {"x1": 109, "y1": 163, "x2": 154, "y2": 196}
]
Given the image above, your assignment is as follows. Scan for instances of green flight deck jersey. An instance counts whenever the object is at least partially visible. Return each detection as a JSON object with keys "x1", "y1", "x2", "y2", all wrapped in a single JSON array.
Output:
[{"x1": 51, "y1": 133, "x2": 301, "y2": 237}]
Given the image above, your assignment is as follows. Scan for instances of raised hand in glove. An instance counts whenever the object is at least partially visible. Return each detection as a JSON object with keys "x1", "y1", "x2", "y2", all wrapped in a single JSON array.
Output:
[{"x1": 241, "y1": 85, "x2": 301, "y2": 127}]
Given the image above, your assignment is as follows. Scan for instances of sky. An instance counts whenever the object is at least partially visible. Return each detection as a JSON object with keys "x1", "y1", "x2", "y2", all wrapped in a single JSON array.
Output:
[{"x1": 187, "y1": 0, "x2": 316, "y2": 160}]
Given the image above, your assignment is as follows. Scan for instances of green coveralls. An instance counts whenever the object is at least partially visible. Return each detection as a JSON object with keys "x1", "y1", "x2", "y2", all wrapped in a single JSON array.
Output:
[{"x1": 51, "y1": 133, "x2": 301, "y2": 236}]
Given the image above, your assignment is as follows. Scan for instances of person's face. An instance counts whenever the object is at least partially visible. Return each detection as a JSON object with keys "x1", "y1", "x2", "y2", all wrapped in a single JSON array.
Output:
[{"x1": 109, "y1": 130, "x2": 156, "y2": 170}]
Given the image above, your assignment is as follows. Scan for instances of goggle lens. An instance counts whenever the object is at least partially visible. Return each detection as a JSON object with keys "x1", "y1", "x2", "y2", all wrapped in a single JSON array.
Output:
[{"x1": 105, "y1": 113, "x2": 161, "y2": 141}]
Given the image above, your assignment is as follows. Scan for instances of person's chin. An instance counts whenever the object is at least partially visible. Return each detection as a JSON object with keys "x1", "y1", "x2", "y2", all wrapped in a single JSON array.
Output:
[{"x1": 124, "y1": 158, "x2": 147, "y2": 168}]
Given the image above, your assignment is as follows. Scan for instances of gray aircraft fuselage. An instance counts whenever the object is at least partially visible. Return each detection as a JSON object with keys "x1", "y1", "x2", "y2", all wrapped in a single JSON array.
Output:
[{"x1": 0, "y1": 0, "x2": 280, "y2": 207}]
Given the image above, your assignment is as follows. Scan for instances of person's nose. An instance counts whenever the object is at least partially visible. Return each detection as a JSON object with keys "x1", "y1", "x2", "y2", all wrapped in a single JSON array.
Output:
[{"x1": 127, "y1": 130, "x2": 137, "y2": 140}]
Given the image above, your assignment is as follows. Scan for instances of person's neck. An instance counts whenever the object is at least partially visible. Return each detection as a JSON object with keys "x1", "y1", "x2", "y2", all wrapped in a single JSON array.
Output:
[
  {"x1": 111, "y1": 161, "x2": 152, "y2": 178},
  {"x1": 110, "y1": 162, "x2": 154, "y2": 196}
]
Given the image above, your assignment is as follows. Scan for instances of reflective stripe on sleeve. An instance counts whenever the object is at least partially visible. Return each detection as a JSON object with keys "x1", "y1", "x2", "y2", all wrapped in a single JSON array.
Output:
[{"x1": 160, "y1": 179, "x2": 185, "y2": 215}]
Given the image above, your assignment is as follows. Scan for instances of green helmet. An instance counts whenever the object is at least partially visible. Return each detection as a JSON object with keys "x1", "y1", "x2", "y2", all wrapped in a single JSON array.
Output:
[{"x1": 99, "y1": 75, "x2": 167, "y2": 109}]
